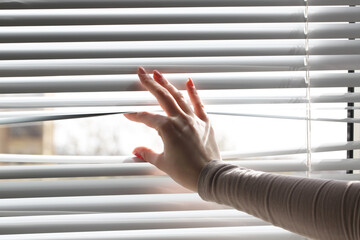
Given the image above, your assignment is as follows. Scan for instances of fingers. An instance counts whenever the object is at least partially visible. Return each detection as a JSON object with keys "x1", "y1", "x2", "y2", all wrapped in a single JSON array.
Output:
[
  {"x1": 124, "y1": 111, "x2": 167, "y2": 131},
  {"x1": 138, "y1": 67, "x2": 183, "y2": 117},
  {"x1": 186, "y1": 78, "x2": 208, "y2": 121},
  {"x1": 132, "y1": 146, "x2": 164, "y2": 167},
  {"x1": 153, "y1": 70, "x2": 193, "y2": 116}
]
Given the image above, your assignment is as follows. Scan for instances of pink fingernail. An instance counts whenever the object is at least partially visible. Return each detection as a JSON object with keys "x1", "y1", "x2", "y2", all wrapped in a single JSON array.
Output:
[
  {"x1": 153, "y1": 70, "x2": 162, "y2": 79},
  {"x1": 187, "y1": 78, "x2": 195, "y2": 87},
  {"x1": 153, "y1": 70, "x2": 167, "y2": 85},
  {"x1": 134, "y1": 152, "x2": 143, "y2": 160},
  {"x1": 138, "y1": 67, "x2": 146, "y2": 74}
]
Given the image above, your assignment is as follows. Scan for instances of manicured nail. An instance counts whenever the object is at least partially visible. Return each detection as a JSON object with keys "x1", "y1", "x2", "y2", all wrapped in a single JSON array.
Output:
[
  {"x1": 153, "y1": 70, "x2": 162, "y2": 79},
  {"x1": 153, "y1": 70, "x2": 167, "y2": 84},
  {"x1": 187, "y1": 78, "x2": 195, "y2": 88},
  {"x1": 138, "y1": 67, "x2": 146, "y2": 74},
  {"x1": 134, "y1": 152, "x2": 143, "y2": 160}
]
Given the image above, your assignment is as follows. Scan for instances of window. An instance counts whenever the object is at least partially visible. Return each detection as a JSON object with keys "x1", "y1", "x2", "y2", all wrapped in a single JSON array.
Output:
[{"x1": 0, "y1": 0, "x2": 359, "y2": 239}]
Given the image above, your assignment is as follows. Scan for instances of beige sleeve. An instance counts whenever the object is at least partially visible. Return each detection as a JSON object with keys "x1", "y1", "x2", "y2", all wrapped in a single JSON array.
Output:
[{"x1": 198, "y1": 160, "x2": 360, "y2": 240}]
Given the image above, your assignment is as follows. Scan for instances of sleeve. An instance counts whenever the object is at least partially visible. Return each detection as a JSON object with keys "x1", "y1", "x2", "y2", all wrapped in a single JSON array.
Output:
[{"x1": 197, "y1": 160, "x2": 360, "y2": 240}]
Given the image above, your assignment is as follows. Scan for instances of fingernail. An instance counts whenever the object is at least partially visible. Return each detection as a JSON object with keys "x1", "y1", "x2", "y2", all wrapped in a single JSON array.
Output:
[
  {"x1": 153, "y1": 70, "x2": 167, "y2": 84},
  {"x1": 138, "y1": 67, "x2": 146, "y2": 74},
  {"x1": 153, "y1": 70, "x2": 162, "y2": 79},
  {"x1": 187, "y1": 78, "x2": 195, "y2": 88},
  {"x1": 134, "y1": 152, "x2": 143, "y2": 160}
]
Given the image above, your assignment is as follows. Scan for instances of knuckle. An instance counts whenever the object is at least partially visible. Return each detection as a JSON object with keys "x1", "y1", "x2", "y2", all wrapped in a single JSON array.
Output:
[
  {"x1": 155, "y1": 88, "x2": 169, "y2": 98},
  {"x1": 140, "y1": 75, "x2": 151, "y2": 83},
  {"x1": 197, "y1": 102, "x2": 205, "y2": 109},
  {"x1": 155, "y1": 88, "x2": 164, "y2": 95},
  {"x1": 143, "y1": 151, "x2": 151, "y2": 161},
  {"x1": 178, "y1": 114, "x2": 193, "y2": 127},
  {"x1": 181, "y1": 114, "x2": 192, "y2": 123},
  {"x1": 177, "y1": 91, "x2": 185, "y2": 101},
  {"x1": 137, "y1": 111, "x2": 149, "y2": 117}
]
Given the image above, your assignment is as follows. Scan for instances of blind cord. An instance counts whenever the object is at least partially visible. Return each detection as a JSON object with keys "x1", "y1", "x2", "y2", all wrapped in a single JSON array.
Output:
[{"x1": 304, "y1": 0, "x2": 312, "y2": 177}]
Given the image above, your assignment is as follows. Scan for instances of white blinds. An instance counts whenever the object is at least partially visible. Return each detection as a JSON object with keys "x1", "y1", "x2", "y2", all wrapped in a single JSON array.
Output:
[{"x1": 0, "y1": 0, "x2": 359, "y2": 239}]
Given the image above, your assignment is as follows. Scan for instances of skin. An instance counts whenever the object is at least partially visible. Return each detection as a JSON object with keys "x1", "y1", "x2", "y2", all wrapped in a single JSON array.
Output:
[{"x1": 124, "y1": 67, "x2": 221, "y2": 192}]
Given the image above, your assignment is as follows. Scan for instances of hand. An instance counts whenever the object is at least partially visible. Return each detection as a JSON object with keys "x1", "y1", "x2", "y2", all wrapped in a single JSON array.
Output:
[{"x1": 124, "y1": 67, "x2": 221, "y2": 192}]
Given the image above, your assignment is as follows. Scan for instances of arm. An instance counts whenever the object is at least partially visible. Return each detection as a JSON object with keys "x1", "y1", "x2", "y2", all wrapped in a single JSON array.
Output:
[
  {"x1": 125, "y1": 67, "x2": 360, "y2": 240},
  {"x1": 198, "y1": 160, "x2": 360, "y2": 240}
]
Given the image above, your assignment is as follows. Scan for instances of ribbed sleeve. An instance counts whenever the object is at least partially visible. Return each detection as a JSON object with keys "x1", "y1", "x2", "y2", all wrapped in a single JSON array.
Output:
[{"x1": 198, "y1": 160, "x2": 360, "y2": 240}]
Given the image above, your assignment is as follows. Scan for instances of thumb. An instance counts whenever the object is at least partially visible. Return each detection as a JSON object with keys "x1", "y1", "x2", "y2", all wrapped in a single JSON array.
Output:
[{"x1": 132, "y1": 146, "x2": 163, "y2": 166}]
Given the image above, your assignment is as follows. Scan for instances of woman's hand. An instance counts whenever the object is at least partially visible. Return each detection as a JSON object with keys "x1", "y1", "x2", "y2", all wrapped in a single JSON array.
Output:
[{"x1": 124, "y1": 67, "x2": 221, "y2": 192}]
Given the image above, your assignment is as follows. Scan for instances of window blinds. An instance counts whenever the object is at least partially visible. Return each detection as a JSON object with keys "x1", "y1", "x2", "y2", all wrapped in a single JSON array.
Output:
[{"x1": 0, "y1": 0, "x2": 359, "y2": 239}]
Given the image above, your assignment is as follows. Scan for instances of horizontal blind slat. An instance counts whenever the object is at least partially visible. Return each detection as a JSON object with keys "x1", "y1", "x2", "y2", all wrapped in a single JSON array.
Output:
[
  {"x1": 0, "y1": 177, "x2": 190, "y2": 199},
  {"x1": 1, "y1": 153, "x2": 360, "y2": 165},
  {"x1": 1, "y1": 23, "x2": 358, "y2": 43},
  {"x1": 2, "y1": 111, "x2": 358, "y2": 125},
  {"x1": 0, "y1": 8, "x2": 307, "y2": 26},
  {"x1": 0, "y1": 72, "x2": 359, "y2": 93},
  {"x1": 0, "y1": 154, "x2": 131, "y2": 164},
  {"x1": 1, "y1": 40, "x2": 360, "y2": 60},
  {"x1": 0, "y1": 226, "x2": 304, "y2": 240},
  {"x1": 308, "y1": 6, "x2": 360, "y2": 22},
  {"x1": 0, "y1": 24, "x2": 306, "y2": 43},
  {"x1": 0, "y1": 162, "x2": 165, "y2": 179},
  {"x1": 0, "y1": 40, "x2": 307, "y2": 59},
  {"x1": 1, "y1": 159, "x2": 359, "y2": 179},
  {"x1": 222, "y1": 141, "x2": 360, "y2": 159},
  {"x1": 0, "y1": 0, "x2": 356, "y2": 8},
  {"x1": 0, "y1": 193, "x2": 227, "y2": 216},
  {"x1": 0, "y1": 93, "x2": 358, "y2": 109},
  {"x1": 1, "y1": 7, "x2": 358, "y2": 26},
  {"x1": 0, "y1": 210, "x2": 267, "y2": 234},
  {"x1": 0, "y1": 174, "x2": 357, "y2": 199},
  {"x1": 0, "y1": 55, "x2": 359, "y2": 77}
]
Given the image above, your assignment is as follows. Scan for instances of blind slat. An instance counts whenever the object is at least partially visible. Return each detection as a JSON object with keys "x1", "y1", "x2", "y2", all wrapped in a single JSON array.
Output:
[
  {"x1": 0, "y1": 0, "x2": 356, "y2": 8},
  {"x1": 0, "y1": 173, "x2": 357, "y2": 199},
  {"x1": 208, "y1": 112, "x2": 360, "y2": 123},
  {"x1": 0, "y1": 177, "x2": 190, "y2": 199},
  {"x1": 0, "y1": 210, "x2": 267, "y2": 234},
  {"x1": 222, "y1": 141, "x2": 360, "y2": 159},
  {"x1": 2, "y1": 111, "x2": 359, "y2": 125},
  {"x1": 0, "y1": 193, "x2": 226, "y2": 216},
  {"x1": 1, "y1": 40, "x2": 359, "y2": 60},
  {"x1": 0, "y1": 72, "x2": 359, "y2": 93},
  {"x1": 0, "y1": 162, "x2": 164, "y2": 179},
  {"x1": 0, "y1": 111, "x2": 129, "y2": 125},
  {"x1": 1, "y1": 23, "x2": 358, "y2": 43},
  {"x1": 0, "y1": 226, "x2": 304, "y2": 240},
  {"x1": 1, "y1": 7, "x2": 358, "y2": 26},
  {"x1": 0, "y1": 93, "x2": 358, "y2": 109},
  {"x1": 1, "y1": 158, "x2": 359, "y2": 179},
  {"x1": 308, "y1": 6, "x2": 360, "y2": 22},
  {"x1": 0, "y1": 154, "x2": 131, "y2": 164},
  {"x1": 1, "y1": 153, "x2": 359, "y2": 165},
  {"x1": 0, "y1": 55, "x2": 359, "y2": 77},
  {"x1": 0, "y1": 8, "x2": 306, "y2": 26}
]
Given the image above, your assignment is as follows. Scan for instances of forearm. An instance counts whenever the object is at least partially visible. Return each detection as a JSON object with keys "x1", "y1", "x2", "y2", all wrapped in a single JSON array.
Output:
[{"x1": 198, "y1": 160, "x2": 360, "y2": 240}]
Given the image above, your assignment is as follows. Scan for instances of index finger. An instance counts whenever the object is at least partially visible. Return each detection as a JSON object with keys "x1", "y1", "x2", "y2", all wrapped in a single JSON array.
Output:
[{"x1": 138, "y1": 67, "x2": 183, "y2": 117}]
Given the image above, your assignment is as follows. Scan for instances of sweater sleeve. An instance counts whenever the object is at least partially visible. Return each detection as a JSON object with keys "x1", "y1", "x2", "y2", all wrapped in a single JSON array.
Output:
[{"x1": 198, "y1": 160, "x2": 360, "y2": 240}]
